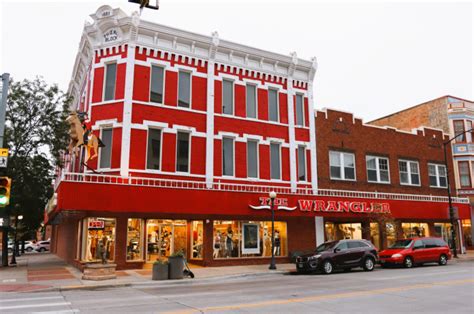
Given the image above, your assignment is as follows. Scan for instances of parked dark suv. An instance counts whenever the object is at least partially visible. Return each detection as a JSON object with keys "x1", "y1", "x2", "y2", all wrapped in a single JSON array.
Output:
[{"x1": 296, "y1": 239, "x2": 378, "y2": 274}]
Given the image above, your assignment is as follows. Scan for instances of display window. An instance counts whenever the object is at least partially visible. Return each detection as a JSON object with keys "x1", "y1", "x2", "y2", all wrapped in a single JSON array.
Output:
[
  {"x1": 402, "y1": 223, "x2": 429, "y2": 238},
  {"x1": 191, "y1": 221, "x2": 204, "y2": 260},
  {"x1": 212, "y1": 220, "x2": 287, "y2": 259},
  {"x1": 370, "y1": 222, "x2": 380, "y2": 249},
  {"x1": 325, "y1": 222, "x2": 362, "y2": 241},
  {"x1": 127, "y1": 219, "x2": 144, "y2": 261},
  {"x1": 81, "y1": 217, "x2": 116, "y2": 262},
  {"x1": 146, "y1": 219, "x2": 187, "y2": 262},
  {"x1": 385, "y1": 223, "x2": 397, "y2": 248},
  {"x1": 462, "y1": 220, "x2": 472, "y2": 247}
]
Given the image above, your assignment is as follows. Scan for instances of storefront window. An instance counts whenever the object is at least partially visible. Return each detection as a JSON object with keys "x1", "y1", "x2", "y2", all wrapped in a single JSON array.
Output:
[
  {"x1": 370, "y1": 222, "x2": 380, "y2": 249},
  {"x1": 81, "y1": 218, "x2": 116, "y2": 262},
  {"x1": 402, "y1": 223, "x2": 429, "y2": 238},
  {"x1": 325, "y1": 222, "x2": 362, "y2": 241},
  {"x1": 191, "y1": 221, "x2": 204, "y2": 259},
  {"x1": 213, "y1": 220, "x2": 287, "y2": 259},
  {"x1": 386, "y1": 223, "x2": 397, "y2": 248},
  {"x1": 434, "y1": 223, "x2": 450, "y2": 244},
  {"x1": 462, "y1": 220, "x2": 472, "y2": 247},
  {"x1": 127, "y1": 219, "x2": 143, "y2": 261},
  {"x1": 146, "y1": 219, "x2": 187, "y2": 262}
]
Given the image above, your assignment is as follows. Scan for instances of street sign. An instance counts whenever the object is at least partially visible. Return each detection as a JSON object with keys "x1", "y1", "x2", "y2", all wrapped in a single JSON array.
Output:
[
  {"x1": 0, "y1": 148, "x2": 8, "y2": 157},
  {"x1": 0, "y1": 148, "x2": 8, "y2": 168}
]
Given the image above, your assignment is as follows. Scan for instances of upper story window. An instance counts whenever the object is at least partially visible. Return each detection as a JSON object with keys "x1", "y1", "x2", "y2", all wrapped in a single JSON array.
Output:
[
  {"x1": 146, "y1": 128, "x2": 162, "y2": 170},
  {"x1": 176, "y1": 132, "x2": 190, "y2": 172},
  {"x1": 247, "y1": 140, "x2": 258, "y2": 178},
  {"x1": 399, "y1": 160, "x2": 420, "y2": 186},
  {"x1": 268, "y1": 89, "x2": 279, "y2": 122},
  {"x1": 467, "y1": 120, "x2": 474, "y2": 142},
  {"x1": 453, "y1": 120, "x2": 465, "y2": 142},
  {"x1": 270, "y1": 143, "x2": 281, "y2": 180},
  {"x1": 222, "y1": 79, "x2": 233, "y2": 115},
  {"x1": 297, "y1": 146, "x2": 306, "y2": 181},
  {"x1": 178, "y1": 71, "x2": 191, "y2": 108},
  {"x1": 330, "y1": 151, "x2": 355, "y2": 181},
  {"x1": 458, "y1": 161, "x2": 471, "y2": 187},
  {"x1": 104, "y1": 63, "x2": 117, "y2": 101},
  {"x1": 428, "y1": 163, "x2": 447, "y2": 188},
  {"x1": 366, "y1": 155, "x2": 390, "y2": 183},
  {"x1": 295, "y1": 94, "x2": 304, "y2": 126},
  {"x1": 246, "y1": 84, "x2": 257, "y2": 119},
  {"x1": 99, "y1": 128, "x2": 113, "y2": 169},
  {"x1": 150, "y1": 65, "x2": 164, "y2": 103},
  {"x1": 222, "y1": 137, "x2": 234, "y2": 176}
]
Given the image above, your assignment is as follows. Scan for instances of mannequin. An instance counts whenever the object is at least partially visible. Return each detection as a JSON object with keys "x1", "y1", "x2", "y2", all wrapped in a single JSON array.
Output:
[
  {"x1": 86, "y1": 234, "x2": 92, "y2": 261},
  {"x1": 262, "y1": 227, "x2": 270, "y2": 257},
  {"x1": 274, "y1": 230, "x2": 281, "y2": 256},
  {"x1": 213, "y1": 231, "x2": 221, "y2": 258},
  {"x1": 226, "y1": 228, "x2": 233, "y2": 257}
]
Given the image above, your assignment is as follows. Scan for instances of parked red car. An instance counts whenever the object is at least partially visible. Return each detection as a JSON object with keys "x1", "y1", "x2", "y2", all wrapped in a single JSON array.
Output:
[{"x1": 379, "y1": 237, "x2": 452, "y2": 268}]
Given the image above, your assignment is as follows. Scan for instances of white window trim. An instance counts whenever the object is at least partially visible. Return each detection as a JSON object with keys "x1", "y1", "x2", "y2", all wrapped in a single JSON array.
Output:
[
  {"x1": 268, "y1": 88, "x2": 280, "y2": 123},
  {"x1": 103, "y1": 62, "x2": 117, "y2": 102},
  {"x1": 98, "y1": 126, "x2": 113, "y2": 170},
  {"x1": 295, "y1": 93, "x2": 305, "y2": 127},
  {"x1": 222, "y1": 136, "x2": 236, "y2": 178},
  {"x1": 297, "y1": 145, "x2": 307, "y2": 182},
  {"x1": 366, "y1": 155, "x2": 390, "y2": 184},
  {"x1": 177, "y1": 69, "x2": 192, "y2": 109},
  {"x1": 398, "y1": 159, "x2": 421, "y2": 186},
  {"x1": 222, "y1": 78, "x2": 235, "y2": 116},
  {"x1": 145, "y1": 127, "x2": 163, "y2": 171},
  {"x1": 246, "y1": 83, "x2": 258, "y2": 119},
  {"x1": 428, "y1": 163, "x2": 447, "y2": 188},
  {"x1": 247, "y1": 139, "x2": 259, "y2": 179},
  {"x1": 330, "y1": 151, "x2": 356, "y2": 181},
  {"x1": 270, "y1": 142, "x2": 282, "y2": 180},
  {"x1": 176, "y1": 131, "x2": 191, "y2": 174},
  {"x1": 149, "y1": 64, "x2": 166, "y2": 105}
]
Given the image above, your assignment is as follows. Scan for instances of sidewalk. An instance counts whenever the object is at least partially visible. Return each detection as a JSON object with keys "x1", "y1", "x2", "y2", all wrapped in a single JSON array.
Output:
[{"x1": 0, "y1": 253, "x2": 294, "y2": 293}]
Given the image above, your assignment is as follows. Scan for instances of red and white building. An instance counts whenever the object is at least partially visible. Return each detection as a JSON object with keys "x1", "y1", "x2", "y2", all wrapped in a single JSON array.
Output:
[{"x1": 47, "y1": 6, "x2": 471, "y2": 270}]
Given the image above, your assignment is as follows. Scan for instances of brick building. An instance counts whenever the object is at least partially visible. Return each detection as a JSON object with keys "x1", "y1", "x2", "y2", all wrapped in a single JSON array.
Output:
[{"x1": 46, "y1": 6, "x2": 471, "y2": 270}]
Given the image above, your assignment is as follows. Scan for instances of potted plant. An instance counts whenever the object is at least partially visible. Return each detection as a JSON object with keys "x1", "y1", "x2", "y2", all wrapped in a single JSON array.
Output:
[
  {"x1": 152, "y1": 258, "x2": 169, "y2": 280},
  {"x1": 168, "y1": 249, "x2": 185, "y2": 279}
]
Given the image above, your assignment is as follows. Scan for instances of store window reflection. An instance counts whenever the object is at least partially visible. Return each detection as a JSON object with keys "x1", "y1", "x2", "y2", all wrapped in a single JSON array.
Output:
[
  {"x1": 127, "y1": 219, "x2": 143, "y2": 261},
  {"x1": 212, "y1": 220, "x2": 287, "y2": 259},
  {"x1": 191, "y1": 221, "x2": 203, "y2": 259},
  {"x1": 386, "y1": 223, "x2": 397, "y2": 248},
  {"x1": 325, "y1": 222, "x2": 362, "y2": 241},
  {"x1": 146, "y1": 219, "x2": 187, "y2": 262},
  {"x1": 370, "y1": 223, "x2": 380, "y2": 249},
  {"x1": 462, "y1": 220, "x2": 472, "y2": 247},
  {"x1": 402, "y1": 223, "x2": 429, "y2": 238},
  {"x1": 81, "y1": 218, "x2": 116, "y2": 262}
]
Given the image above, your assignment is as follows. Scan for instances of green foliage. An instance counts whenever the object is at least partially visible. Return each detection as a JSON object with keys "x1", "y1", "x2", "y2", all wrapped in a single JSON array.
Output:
[
  {"x1": 3, "y1": 77, "x2": 70, "y2": 238},
  {"x1": 170, "y1": 249, "x2": 185, "y2": 258},
  {"x1": 154, "y1": 258, "x2": 169, "y2": 265}
]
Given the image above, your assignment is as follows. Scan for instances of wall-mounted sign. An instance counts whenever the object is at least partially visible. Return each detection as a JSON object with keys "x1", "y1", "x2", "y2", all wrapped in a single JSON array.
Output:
[
  {"x1": 103, "y1": 29, "x2": 120, "y2": 43},
  {"x1": 88, "y1": 220, "x2": 105, "y2": 229}
]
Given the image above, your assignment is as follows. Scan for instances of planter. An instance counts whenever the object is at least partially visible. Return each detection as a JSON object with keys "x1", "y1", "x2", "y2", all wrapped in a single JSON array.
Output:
[
  {"x1": 168, "y1": 256, "x2": 184, "y2": 279},
  {"x1": 82, "y1": 263, "x2": 116, "y2": 280},
  {"x1": 152, "y1": 263, "x2": 169, "y2": 280}
]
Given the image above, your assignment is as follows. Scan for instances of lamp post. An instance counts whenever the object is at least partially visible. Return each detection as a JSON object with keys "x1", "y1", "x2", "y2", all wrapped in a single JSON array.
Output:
[
  {"x1": 269, "y1": 191, "x2": 277, "y2": 270},
  {"x1": 10, "y1": 214, "x2": 22, "y2": 265},
  {"x1": 442, "y1": 128, "x2": 474, "y2": 258}
]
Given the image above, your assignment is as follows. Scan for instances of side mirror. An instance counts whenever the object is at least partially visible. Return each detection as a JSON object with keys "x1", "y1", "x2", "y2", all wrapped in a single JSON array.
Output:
[{"x1": 334, "y1": 248, "x2": 340, "y2": 253}]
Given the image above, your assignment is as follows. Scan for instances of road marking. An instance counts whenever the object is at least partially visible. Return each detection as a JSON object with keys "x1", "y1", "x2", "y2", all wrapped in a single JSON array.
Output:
[
  {"x1": 2, "y1": 279, "x2": 17, "y2": 283},
  {"x1": 0, "y1": 296, "x2": 64, "y2": 303},
  {"x1": 367, "y1": 269, "x2": 470, "y2": 281},
  {"x1": 32, "y1": 310, "x2": 80, "y2": 313},
  {"x1": 164, "y1": 278, "x2": 474, "y2": 313},
  {"x1": 0, "y1": 302, "x2": 71, "y2": 310}
]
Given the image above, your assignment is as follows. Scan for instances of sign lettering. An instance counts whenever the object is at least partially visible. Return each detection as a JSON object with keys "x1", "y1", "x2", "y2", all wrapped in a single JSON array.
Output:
[{"x1": 88, "y1": 220, "x2": 105, "y2": 229}]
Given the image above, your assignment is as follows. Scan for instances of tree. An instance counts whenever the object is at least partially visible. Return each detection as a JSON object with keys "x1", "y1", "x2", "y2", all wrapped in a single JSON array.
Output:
[{"x1": 3, "y1": 77, "x2": 71, "y2": 238}]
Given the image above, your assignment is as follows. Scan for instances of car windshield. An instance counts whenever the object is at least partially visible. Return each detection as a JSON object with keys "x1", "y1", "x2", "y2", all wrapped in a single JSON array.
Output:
[
  {"x1": 315, "y1": 241, "x2": 338, "y2": 253},
  {"x1": 389, "y1": 240, "x2": 413, "y2": 249}
]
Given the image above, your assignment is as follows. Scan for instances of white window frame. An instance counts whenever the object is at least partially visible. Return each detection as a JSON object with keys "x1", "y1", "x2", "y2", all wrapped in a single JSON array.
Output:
[
  {"x1": 268, "y1": 88, "x2": 280, "y2": 123},
  {"x1": 222, "y1": 136, "x2": 235, "y2": 177},
  {"x1": 149, "y1": 64, "x2": 166, "y2": 104},
  {"x1": 398, "y1": 159, "x2": 420, "y2": 186},
  {"x1": 366, "y1": 155, "x2": 390, "y2": 184},
  {"x1": 245, "y1": 83, "x2": 258, "y2": 119},
  {"x1": 270, "y1": 142, "x2": 282, "y2": 180},
  {"x1": 177, "y1": 70, "x2": 192, "y2": 108},
  {"x1": 145, "y1": 127, "x2": 163, "y2": 170},
  {"x1": 222, "y1": 79, "x2": 234, "y2": 116},
  {"x1": 176, "y1": 131, "x2": 191, "y2": 173},
  {"x1": 295, "y1": 93, "x2": 305, "y2": 127},
  {"x1": 428, "y1": 163, "x2": 447, "y2": 188},
  {"x1": 329, "y1": 151, "x2": 356, "y2": 181},
  {"x1": 98, "y1": 126, "x2": 113, "y2": 170},
  {"x1": 246, "y1": 140, "x2": 259, "y2": 179}
]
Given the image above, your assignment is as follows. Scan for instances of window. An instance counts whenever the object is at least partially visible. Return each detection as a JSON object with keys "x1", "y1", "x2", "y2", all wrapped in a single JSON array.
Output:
[
  {"x1": 453, "y1": 120, "x2": 465, "y2": 142},
  {"x1": 222, "y1": 137, "x2": 234, "y2": 176},
  {"x1": 246, "y1": 84, "x2": 257, "y2": 118},
  {"x1": 366, "y1": 156, "x2": 390, "y2": 183},
  {"x1": 295, "y1": 94, "x2": 304, "y2": 126},
  {"x1": 413, "y1": 239, "x2": 424, "y2": 249},
  {"x1": 402, "y1": 223, "x2": 429, "y2": 238},
  {"x1": 329, "y1": 151, "x2": 355, "y2": 180},
  {"x1": 176, "y1": 132, "x2": 190, "y2": 172},
  {"x1": 458, "y1": 161, "x2": 471, "y2": 187},
  {"x1": 150, "y1": 65, "x2": 164, "y2": 103},
  {"x1": 99, "y1": 128, "x2": 113, "y2": 168},
  {"x1": 222, "y1": 79, "x2": 233, "y2": 115},
  {"x1": 126, "y1": 219, "x2": 143, "y2": 261},
  {"x1": 467, "y1": 121, "x2": 474, "y2": 142},
  {"x1": 428, "y1": 163, "x2": 447, "y2": 187},
  {"x1": 178, "y1": 71, "x2": 191, "y2": 108},
  {"x1": 104, "y1": 63, "x2": 117, "y2": 101},
  {"x1": 336, "y1": 242, "x2": 348, "y2": 250},
  {"x1": 270, "y1": 143, "x2": 281, "y2": 180},
  {"x1": 146, "y1": 129, "x2": 161, "y2": 170},
  {"x1": 81, "y1": 218, "x2": 116, "y2": 262},
  {"x1": 191, "y1": 221, "x2": 203, "y2": 259},
  {"x1": 268, "y1": 89, "x2": 279, "y2": 122},
  {"x1": 297, "y1": 146, "x2": 306, "y2": 181},
  {"x1": 247, "y1": 140, "x2": 258, "y2": 178},
  {"x1": 399, "y1": 160, "x2": 420, "y2": 186}
]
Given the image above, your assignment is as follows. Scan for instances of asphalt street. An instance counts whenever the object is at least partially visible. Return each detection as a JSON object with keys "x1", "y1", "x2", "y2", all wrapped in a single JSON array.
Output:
[{"x1": 1, "y1": 262, "x2": 473, "y2": 313}]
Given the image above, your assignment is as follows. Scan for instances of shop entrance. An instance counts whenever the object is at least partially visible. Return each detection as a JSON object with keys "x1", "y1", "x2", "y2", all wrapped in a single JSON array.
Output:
[
  {"x1": 146, "y1": 219, "x2": 187, "y2": 262},
  {"x1": 325, "y1": 222, "x2": 362, "y2": 241}
]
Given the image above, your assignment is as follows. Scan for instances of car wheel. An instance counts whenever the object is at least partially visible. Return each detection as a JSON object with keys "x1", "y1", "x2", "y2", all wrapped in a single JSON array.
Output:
[
  {"x1": 322, "y1": 260, "x2": 334, "y2": 274},
  {"x1": 403, "y1": 256, "x2": 413, "y2": 268},
  {"x1": 439, "y1": 254, "x2": 448, "y2": 266},
  {"x1": 39, "y1": 247, "x2": 46, "y2": 252},
  {"x1": 363, "y1": 257, "x2": 375, "y2": 271},
  {"x1": 26, "y1": 247, "x2": 33, "y2": 252}
]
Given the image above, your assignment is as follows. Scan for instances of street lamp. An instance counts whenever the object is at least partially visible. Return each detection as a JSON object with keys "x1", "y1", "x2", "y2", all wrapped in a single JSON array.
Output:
[
  {"x1": 269, "y1": 191, "x2": 277, "y2": 270},
  {"x1": 10, "y1": 214, "x2": 23, "y2": 265},
  {"x1": 442, "y1": 129, "x2": 474, "y2": 258}
]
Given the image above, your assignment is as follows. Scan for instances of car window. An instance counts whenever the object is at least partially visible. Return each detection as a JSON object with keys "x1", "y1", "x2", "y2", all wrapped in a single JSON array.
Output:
[
  {"x1": 422, "y1": 238, "x2": 437, "y2": 248},
  {"x1": 348, "y1": 242, "x2": 361, "y2": 249},
  {"x1": 435, "y1": 239, "x2": 448, "y2": 247},
  {"x1": 336, "y1": 242, "x2": 348, "y2": 250},
  {"x1": 413, "y1": 240, "x2": 424, "y2": 249}
]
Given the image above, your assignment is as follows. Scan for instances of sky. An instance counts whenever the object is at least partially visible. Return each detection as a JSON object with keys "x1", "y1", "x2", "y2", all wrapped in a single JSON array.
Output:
[{"x1": 0, "y1": 0, "x2": 472, "y2": 121}]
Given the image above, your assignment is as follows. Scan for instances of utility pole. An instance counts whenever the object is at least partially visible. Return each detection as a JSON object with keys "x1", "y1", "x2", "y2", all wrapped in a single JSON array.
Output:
[{"x1": 0, "y1": 73, "x2": 10, "y2": 267}]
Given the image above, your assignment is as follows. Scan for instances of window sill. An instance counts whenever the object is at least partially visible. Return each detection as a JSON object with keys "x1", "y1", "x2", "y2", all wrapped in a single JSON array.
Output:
[{"x1": 330, "y1": 178, "x2": 357, "y2": 182}]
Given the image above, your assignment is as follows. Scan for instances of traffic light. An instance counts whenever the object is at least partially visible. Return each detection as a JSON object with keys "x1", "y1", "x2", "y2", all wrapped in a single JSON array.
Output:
[{"x1": 0, "y1": 177, "x2": 11, "y2": 206}]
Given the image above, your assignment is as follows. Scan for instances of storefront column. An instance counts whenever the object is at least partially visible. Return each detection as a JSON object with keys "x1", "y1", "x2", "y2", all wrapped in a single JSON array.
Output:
[
  {"x1": 315, "y1": 217, "x2": 324, "y2": 246},
  {"x1": 428, "y1": 222, "x2": 436, "y2": 237},
  {"x1": 395, "y1": 221, "x2": 403, "y2": 239},
  {"x1": 203, "y1": 220, "x2": 214, "y2": 266},
  {"x1": 115, "y1": 217, "x2": 128, "y2": 268},
  {"x1": 361, "y1": 221, "x2": 371, "y2": 241}
]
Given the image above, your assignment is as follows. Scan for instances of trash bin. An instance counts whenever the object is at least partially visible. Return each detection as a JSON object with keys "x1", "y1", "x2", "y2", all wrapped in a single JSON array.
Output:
[{"x1": 168, "y1": 256, "x2": 184, "y2": 279}]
